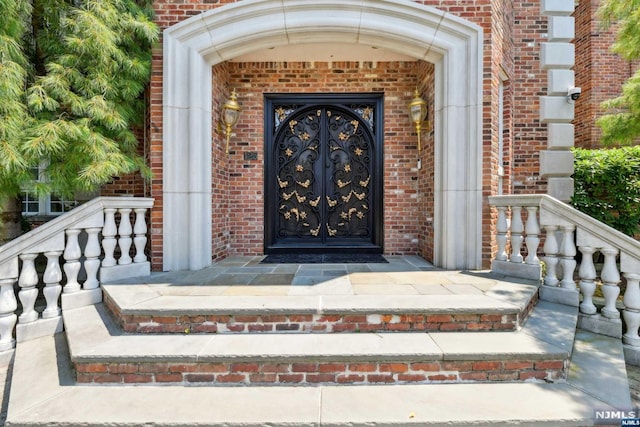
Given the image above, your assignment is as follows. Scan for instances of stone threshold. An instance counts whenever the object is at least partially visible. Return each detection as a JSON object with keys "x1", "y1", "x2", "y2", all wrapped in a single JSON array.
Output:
[
  {"x1": 102, "y1": 277, "x2": 539, "y2": 334},
  {"x1": 65, "y1": 301, "x2": 570, "y2": 385}
]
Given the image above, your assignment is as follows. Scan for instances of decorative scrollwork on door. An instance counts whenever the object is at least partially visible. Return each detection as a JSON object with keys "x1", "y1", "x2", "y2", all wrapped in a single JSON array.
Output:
[
  {"x1": 276, "y1": 110, "x2": 322, "y2": 238},
  {"x1": 273, "y1": 105, "x2": 374, "y2": 241},
  {"x1": 325, "y1": 110, "x2": 371, "y2": 238}
]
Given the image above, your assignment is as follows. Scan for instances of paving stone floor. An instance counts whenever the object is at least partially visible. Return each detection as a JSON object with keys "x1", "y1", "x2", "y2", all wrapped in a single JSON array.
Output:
[
  {"x1": 113, "y1": 255, "x2": 518, "y2": 299},
  {"x1": 627, "y1": 364, "x2": 640, "y2": 408},
  {"x1": 0, "y1": 363, "x2": 10, "y2": 426}
]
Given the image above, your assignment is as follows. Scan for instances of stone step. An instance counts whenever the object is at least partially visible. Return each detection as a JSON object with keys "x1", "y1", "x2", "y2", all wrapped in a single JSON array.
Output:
[
  {"x1": 102, "y1": 275, "x2": 539, "y2": 333},
  {"x1": 63, "y1": 300, "x2": 574, "y2": 386},
  {"x1": 5, "y1": 332, "x2": 618, "y2": 427}
]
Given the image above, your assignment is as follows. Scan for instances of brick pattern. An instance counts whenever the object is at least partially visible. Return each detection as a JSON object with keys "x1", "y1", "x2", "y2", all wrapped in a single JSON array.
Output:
[
  {"x1": 510, "y1": 0, "x2": 548, "y2": 195},
  {"x1": 224, "y1": 61, "x2": 426, "y2": 257},
  {"x1": 574, "y1": 0, "x2": 640, "y2": 148},
  {"x1": 104, "y1": 287, "x2": 522, "y2": 334},
  {"x1": 75, "y1": 359, "x2": 565, "y2": 385}
]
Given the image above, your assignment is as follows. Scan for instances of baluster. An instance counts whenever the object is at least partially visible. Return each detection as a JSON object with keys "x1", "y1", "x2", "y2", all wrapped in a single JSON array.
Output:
[
  {"x1": 42, "y1": 251, "x2": 62, "y2": 318},
  {"x1": 510, "y1": 206, "x2": 524, "y2": 263},
  {"x1": 63, "y1": 229, "x2": 82, "y2": 293},
  {"x1": 18, "y1": 253, "x2": 39, "y2": 323},
  {"x1": 118, "y1": 208, "x2": 132, "y2": 265},
  {"x1": 83, "y1": 228, "x2": 101, "y2": 289},
  {"x1": 600, "y1": 247, "x2": 621, "y2": 319},
  {"x1": 102, "y1": 208, "x2": 117, "y2": 267},
  {"x1": 559, "y1": 225, "x2": 577, "y2": 289},
  {"x1": 495, "y1": 206, "x2": 508, "y2": 261},
  {"x1": 0, "y1": 278, "x2": 18, "y2": 351},
  {"x1": 524, "y1": 206, "x2": 540, "y2": 265},
  {"x1": 578, "y1": 246, "x2": 597, "y2": 315},
  {"x1": 133, "y1": 208, "x2": 148, "y2": 263},
  {"x1": 623, "y1": 273, "x2": 640, "y2": 346},
  {"x1": 543, "y1": 225, "x2": 559, "y2": 287}
]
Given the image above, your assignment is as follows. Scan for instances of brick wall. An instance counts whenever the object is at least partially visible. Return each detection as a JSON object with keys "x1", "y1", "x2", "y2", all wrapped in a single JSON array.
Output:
[
  {"x1": 225, "y1": 61, "x2": 427, "y2": 256},
  {"x1": 417, "y1": 62, "x2": 435, "y2": 262},
  {"x1": 574, "y1": 0, "x2": 637, "y2": 148},
  {"x1": 509, "y1": 1, "x2": 548, "y2": 194},
  {"x1": 212, "y1": 63, "x2": 232, "y2": 261}
]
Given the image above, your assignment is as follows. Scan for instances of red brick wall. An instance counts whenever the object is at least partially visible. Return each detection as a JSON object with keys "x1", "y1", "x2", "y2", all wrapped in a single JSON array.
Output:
[
  {"x1": 416, "y1": 62, "x2": 435, "y2": 262},
  {"x1": 574, "y1": 0, "x2": 637, "y2": 148},
  {"x1": 509, "y1": 1, "x2": 548, "y2": 194},
  {"x1": 212, "y1": 63, "x2": 232, "y2": 261},
  {"x1": 225, "y1": 61, "x2": 426, "y2": 256}
]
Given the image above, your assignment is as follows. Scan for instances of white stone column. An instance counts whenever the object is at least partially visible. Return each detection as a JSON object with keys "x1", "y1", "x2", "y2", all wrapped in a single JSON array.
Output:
[
  {"x1": 102, "y1": 208, "x2": 118, "y2": 267},
  {"x1": 0, "y1": 278, "x2": 17, "y2": 351},
  {"x1": 117, "y1": 208, "x2": 133, "y2": 265},
  {"x1": 559, "y1": 225, "x2": 576, "y2": 289},
  {"x1": 525, "y1": 207, "x2": 540, "y2": 265},
  {"x1": 133, "y1": 208, "x2": 148, "y2": 263},
  {"x1": 601, "y1": 247, "x2": 621, "y2": 319},
  {"x1": 540, "y1": 0, "x2": 576, "y2": 201},
  {"x1": 42, "y1": 251, "x2": 63, "y2": 319},
  {"x1": 495, "y1": 206, "x2": 508, "y2": 261},
  {"x1": 18, "y1": 253, "x2": 39, "y2": 323},
  {"x1": 578, "y1": 246, "x2": 597, "y2": 315},
  {"x1": 83, "y1": 228, "x2": 101, "y2": 290},
  {"x1": 510, "y1": 206, "x2": 524, "y2": 263},
  {"x1": 63, "y1": 229, "x2": 82, "y2": 293},
  {"x1": 543, "y1": 225, "x2": 560, "y2": 286},
  {"x1": 623, "y1": 273, "x2": 640, "y2": 347}
]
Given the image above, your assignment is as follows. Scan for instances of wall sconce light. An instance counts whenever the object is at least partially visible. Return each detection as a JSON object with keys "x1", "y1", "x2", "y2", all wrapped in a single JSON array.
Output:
[
  {"x1": 217, "y1": 89, "x2": 242, "y2": 154},
  {"x1": 408, "y1": 88, "x2": 428, "y2": 151}
]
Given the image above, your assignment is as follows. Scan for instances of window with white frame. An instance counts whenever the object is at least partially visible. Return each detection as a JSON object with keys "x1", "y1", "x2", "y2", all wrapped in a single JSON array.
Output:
[{"x1": 20, "y1": 165, "x2": 78, "y2": 216}]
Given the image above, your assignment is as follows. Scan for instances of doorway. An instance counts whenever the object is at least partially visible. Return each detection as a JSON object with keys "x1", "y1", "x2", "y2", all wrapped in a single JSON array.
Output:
[{"x1": 264, "y1": 94, "x2": 384, "y2": 254}]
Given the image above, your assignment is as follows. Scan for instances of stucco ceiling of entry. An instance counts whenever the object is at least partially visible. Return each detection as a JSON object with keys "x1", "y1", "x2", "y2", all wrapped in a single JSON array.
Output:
[{"x1": 230, "y1": 43, "x2": 416, "y2": 62}]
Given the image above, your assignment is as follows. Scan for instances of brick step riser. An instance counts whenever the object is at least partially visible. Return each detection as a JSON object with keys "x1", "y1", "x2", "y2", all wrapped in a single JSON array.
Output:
[
  {"x1": 104, "y1": 288, "x2": 539, "y2": 334},
  {"x1": 75, "y1": 359, "x2": 566, "y2": 385},
  {"x1": 120, "y1": 312, "x2": 519, "y2": 334}
]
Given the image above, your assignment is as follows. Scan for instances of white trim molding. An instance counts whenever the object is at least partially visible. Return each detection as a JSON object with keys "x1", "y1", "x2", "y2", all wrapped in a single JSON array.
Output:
[{"x1": 162, "y1": 0, "x2": 484, "y2": 270}]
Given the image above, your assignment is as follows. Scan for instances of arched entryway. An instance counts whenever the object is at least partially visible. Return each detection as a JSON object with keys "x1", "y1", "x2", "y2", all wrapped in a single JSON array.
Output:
[{"x1": 162, "y1": 0, "x2": 483, "y2": 271}]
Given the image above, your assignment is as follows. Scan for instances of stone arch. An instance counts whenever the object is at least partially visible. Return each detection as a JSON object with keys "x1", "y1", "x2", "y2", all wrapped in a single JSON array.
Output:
[{"x1": 162, "y1": 0, "x2": 483, "y2": 271}]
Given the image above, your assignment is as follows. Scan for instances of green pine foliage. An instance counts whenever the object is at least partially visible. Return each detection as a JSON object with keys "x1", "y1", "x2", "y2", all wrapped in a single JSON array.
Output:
[
  {"x1": 597, "y1": 0, "x2": 640, "y2": 146},
  {"x1": 572, "y1": 147, "x2": 640, "y2": 237},
  {"x1": 0, "y1": 0, "x2": 158, "y2": 199},
  {"x1": 0, "y1": 0, "x2": 32, "y2": 195}
]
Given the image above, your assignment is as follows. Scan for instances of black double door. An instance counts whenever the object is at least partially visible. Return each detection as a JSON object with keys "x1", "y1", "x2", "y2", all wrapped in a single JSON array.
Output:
[{"x1": 264, "y1": 94, "x2": 383, "y2": 254}]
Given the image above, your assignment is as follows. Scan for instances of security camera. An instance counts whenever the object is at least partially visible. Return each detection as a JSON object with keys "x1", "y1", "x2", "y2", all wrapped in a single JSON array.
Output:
[{"x1": 567, "y1": 87, "x2": 581, "y2": 103}]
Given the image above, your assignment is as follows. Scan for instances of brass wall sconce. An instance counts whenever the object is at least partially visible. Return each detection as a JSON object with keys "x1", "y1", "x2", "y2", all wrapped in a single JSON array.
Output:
[
  {"x1": 408, "y1": 88, "x2": 428, "y2": 151},
  {"x1": 217, "y1": 89, "x2": 242, "y2": 154}
]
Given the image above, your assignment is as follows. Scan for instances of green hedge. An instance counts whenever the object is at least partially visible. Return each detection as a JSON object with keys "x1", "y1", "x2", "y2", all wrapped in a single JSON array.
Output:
[{"x1": 572, "y1": 146, "x2": 640, "y2": 237}]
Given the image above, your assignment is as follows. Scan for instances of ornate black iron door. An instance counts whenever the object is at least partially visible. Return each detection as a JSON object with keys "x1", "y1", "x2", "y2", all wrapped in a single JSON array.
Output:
[{"x1": 265, "y1": 95, "x2": 383, "y2": 253}]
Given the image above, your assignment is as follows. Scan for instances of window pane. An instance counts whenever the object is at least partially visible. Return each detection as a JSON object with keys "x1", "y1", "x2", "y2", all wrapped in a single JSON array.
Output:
[
  {"x1": 49, "y1": 195, "x2": 76, "y2": 214},
  {"x1": 21, "y1": 193, "x2": 39, "y2": 214}
]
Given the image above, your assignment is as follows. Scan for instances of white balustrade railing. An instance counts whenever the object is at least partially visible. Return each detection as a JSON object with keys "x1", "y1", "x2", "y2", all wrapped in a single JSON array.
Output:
[
  {"x1": 489, "y1": 194, "x2": 640, "y2": 353},
  {"x1": 0, "y1": 197, "x2": 153, "y2": 351}
]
